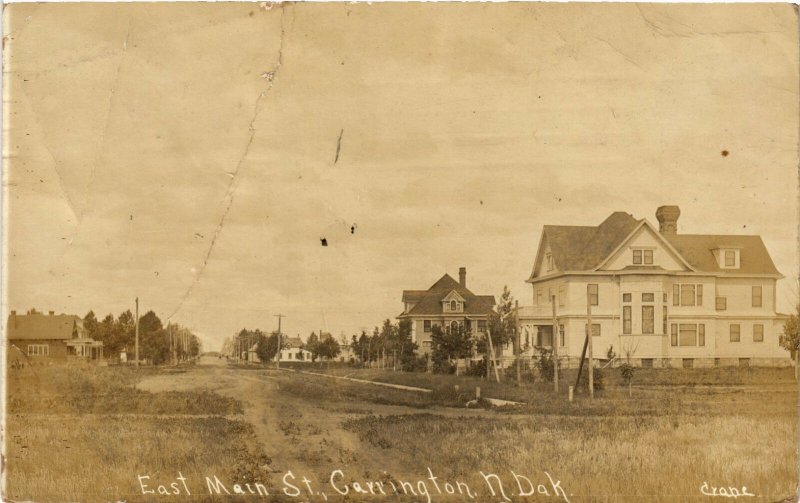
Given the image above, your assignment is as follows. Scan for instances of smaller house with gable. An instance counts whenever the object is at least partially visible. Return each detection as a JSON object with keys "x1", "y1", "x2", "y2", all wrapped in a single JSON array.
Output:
[
  {"x1": 6, "y1": 310, "x2": 103, "y2": 364},
  {"x1": 398, "y1": 267, "x2": 496, "y2": 354}
]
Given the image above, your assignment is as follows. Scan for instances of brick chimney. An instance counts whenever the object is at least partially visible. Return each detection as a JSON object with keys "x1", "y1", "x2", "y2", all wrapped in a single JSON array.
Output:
[
  {"x1": 656, "y1": 205, "x2": 680, "y2": 235},
  {"x1": 459, "y1": 267, "x2": 466, "y2": 287}
]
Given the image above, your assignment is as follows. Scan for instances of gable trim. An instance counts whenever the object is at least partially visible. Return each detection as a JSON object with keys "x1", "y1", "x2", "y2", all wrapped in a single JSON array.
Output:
[{"x1": 593, "y1": 220, "x2": 697, "y2": 272}]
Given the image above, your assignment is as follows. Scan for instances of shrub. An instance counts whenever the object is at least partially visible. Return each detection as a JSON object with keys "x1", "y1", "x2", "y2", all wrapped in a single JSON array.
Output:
[
  {"x1": 401, "y1": 355, "x2": 428, "y2": 372},
  {"x1": 464, "y1": 359, "x2": 487, "y2": 377},
  {"x1": 535, "y1": 348, "x2": 555, "y2": 382},
  {"x1": 579, "y1": 365, "x2": 605, "y2": 391},
  {"x1": 432, "y1": 358, "x2": 456, "y2": 374}
]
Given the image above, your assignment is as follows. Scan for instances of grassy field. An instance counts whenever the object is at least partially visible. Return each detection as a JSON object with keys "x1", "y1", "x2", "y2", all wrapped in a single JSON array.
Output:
[
  {"x1": 270, "y1": 366, "x2": 798, "y2": 502},
  {"x1": 4, "y1": 364, "x2": 268, "y2": 503}
]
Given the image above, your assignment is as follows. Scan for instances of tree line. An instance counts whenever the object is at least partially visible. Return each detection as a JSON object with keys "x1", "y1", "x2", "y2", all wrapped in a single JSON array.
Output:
[{"x1": 82, "y1": 309, "x2": 201, "y2": 365}]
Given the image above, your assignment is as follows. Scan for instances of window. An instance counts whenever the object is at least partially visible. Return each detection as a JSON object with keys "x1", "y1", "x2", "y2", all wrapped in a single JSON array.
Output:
[
  {"x1": 663, "y1": 292, "x2": 668, "y2": 303},
  {"x1": 623, "y1": 293, "x2": 632, "y2": 302},
  {"x1": 680, "y1": 285, "x2": 695, "y2": 306},
  {"x1": 558, "y1": 286, "x2": 565, "y2": 307},
  {"x1": 663, "y1": 306, "x2": 668, "y2": 335},
  {"x1": 753, "y1": 324, "x2": 764, "y2": 342},
  {"x1": 752, "y1": 286, "x2": 762, "y2": 307},
  {"x1": 679, "y1": 324, "x2": 697, "y2": 346},
  {"x1": 546, "y1": 253, "x2": 554, "y2": 272},
  {"x1": 424, "y1": 320, "x2": 432, "y2": 333},
  {"x1": 27, "y1": 344, "x2": 49, "y2": 356},
  {"x1": 724, "y1": 250, "x2": 736, "y2": 267},
  {"x1": 632, "y1": 249, "x2": 653, "y2": 265},
  {"x1": 642, "y1": 358, "x2": 653, "y2": 368},
  {"x1": 642, "y1": 293, "x2": 655, "y2": 302},
  {"x1": 422, "y1": 341, "x2": 432, "y2": 349},
  {"x1": 672, "y1": 323, "x2": 705, "y2": 347},
  {"x1": 716, "y1": 296, "x2": 727, "y2": 311},
  {"x1": 730, "y1": 324, "x2": 740, "y2": 342},
  {"x1": 450, "y1": 300, "x2": 457, "y2": 312},
  {"x1": 585, "y1": 323, "x2": 601, "y2": 337},
  {"x1": 623, "y1": 306, "x2": 632, "y2": 334},
  {"x1": 642, "y1": 306, "x2": 654, "y2": 334},
  {"x1": 477, "y1": 320, "x2": 487, "y2": 333},
  {"x1": 588, "y1": 284, "x2": 599, "y2": 306},
  {"x1": 559, "y1": 324, "x2": 565, "y2": 347},
  {"x1": 536, "y1": 290, "x2": 542, "y2": 305},
  {"x1": 674, "y1": 284, "x2": 702, "y2": 306},
  {"x1": 450, "y1": 321, "x2": 459, "y2": 332}
]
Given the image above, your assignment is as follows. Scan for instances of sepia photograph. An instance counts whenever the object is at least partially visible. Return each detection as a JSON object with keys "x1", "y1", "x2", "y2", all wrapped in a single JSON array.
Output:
[{"x1": 1, "y1": 2, "x2": 799, "y2": 502}]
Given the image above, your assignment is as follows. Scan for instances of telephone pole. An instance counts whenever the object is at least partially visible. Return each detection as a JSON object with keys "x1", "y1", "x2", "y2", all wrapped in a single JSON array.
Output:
[
  {"x1": 587, "y1": 295, "x2": 594, "y2": 399},
  {"x1": 275, "y1": 314, "x2": 285, "y2": 369},
  {"x1": 551, "y1": 295, "x2": 559, "y2": 393},
  {"x1": 135, "y1": 297, "x2": 140, "y2": 367}
]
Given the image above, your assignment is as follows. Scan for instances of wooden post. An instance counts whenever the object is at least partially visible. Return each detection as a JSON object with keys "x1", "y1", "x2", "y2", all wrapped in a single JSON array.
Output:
[
  {"x1": 515, "y1": 300, "x2": 521, "y2": 386},
  {"x1": 569, "y1": 385, "x2": 574, "y2": 402},
  {"x1": 476, "y1": 386, "x2": 481, "y2": 400},
  {"x1": 551, "y1": 296, "x2": 559, "y2": 393},
  {"x1": 587, "y1": 294, "x2": 594, "y2": 400},
  {"x1": 486, "y1": 328, "x2": 501, "y2": 383},
  {"x1": 134, "y1": 297, "x2": 139, "y2": 367}
]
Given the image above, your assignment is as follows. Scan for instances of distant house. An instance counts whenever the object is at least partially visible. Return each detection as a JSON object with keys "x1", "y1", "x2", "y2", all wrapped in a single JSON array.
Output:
[
  {"x1": 398, "y1": 268, "x2": 496, "y2": 355},
  {"x1": 6, "y1": 310, "x2": 103, "y2": 364},
  {"x1": 520, "y1": 206, "x2": 790, "y2": 368},
  {"x1": 337, "y1": 343, "x2": 355, "y2": 362},
  {"x1": 277, "y1": 336, "x2": 313, "y2": 362}
]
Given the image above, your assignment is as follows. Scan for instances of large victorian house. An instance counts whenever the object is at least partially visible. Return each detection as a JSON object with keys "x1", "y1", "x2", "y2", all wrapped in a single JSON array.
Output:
[
  {"x1": 519, "y1": 206, "x2": 790, "y2": 368},
  {"x1": 398, "y1": 268, "x2": 496, "y2": 354}
]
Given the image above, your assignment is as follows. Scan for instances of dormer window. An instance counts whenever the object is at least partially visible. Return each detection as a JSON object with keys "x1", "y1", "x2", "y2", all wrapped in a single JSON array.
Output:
[
  {"x1": 632, "y1": 248, "x2": 654, "y2": 265},
  {"x1": 724, "y1": 250, "x2": 735, "y2": 267},
  {"x1": 443, "y1": 294, "x2": 464, "y2": 313},
  {"x1": 716, "y1": 248, "x2": 740, "y2": 269}
]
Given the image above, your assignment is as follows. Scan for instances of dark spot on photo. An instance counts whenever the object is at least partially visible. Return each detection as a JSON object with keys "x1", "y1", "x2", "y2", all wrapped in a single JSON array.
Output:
[
  {"x1": 320, "y1": 237, "x2": 328, "y2": 246},
  {"x1": 721, "y1": 150, "x2": 729, "y2": 157}
]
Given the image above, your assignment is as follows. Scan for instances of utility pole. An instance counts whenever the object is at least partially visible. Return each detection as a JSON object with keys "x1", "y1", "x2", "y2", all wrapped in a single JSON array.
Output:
[
  {"x1": 551, "y1": 295, "x2": 558, "y2": 393},
  {"x1": 171, "y1": 324, "x2": 177, "y2": 366},
  {"x1": 275, "y1": 314, "x2": 285, "y2": 369},
  {"x1": 135, "y1": 297, "x2": 140, "y2": 367},
  {"x1": 515, "y1": 300, "x2": 521, "y2": 386},
  {"x1": 486, "y1": 328, "x2": 501, "y2": 383},
  {"x1": 587, "y1": 294, "x2": 594, "y2": 399}
]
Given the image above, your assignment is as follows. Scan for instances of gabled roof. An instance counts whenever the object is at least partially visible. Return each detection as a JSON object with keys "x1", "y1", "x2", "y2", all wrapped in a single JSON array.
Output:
[
  {"x1": 540, "y1": 212, "x2": 640, "y2": 272},
  {"x1": 7, "y1": 313, "x2": 82, "y2": 340},
  {"x1": 531, "y1": 210, "x2": 782, "y2": 277},
  {"x1": 401, "y1": 274, "x2": 496, "y2": 317},
  {"x1": 664, "y1": 234, "x2": 781, "y2": 275},
  {"x1": 284, "y1": 336, "x2": 304, "y2": 349},
  {"x1": 402, "y1": 290, "x2": 427, "y2": 304}
]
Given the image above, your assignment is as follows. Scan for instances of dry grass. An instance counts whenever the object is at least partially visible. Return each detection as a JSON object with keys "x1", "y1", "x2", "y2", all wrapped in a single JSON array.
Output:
[
  {"x1": 343, "y1": 412, "x2": 796, "y2": 502},
  {"x1": 4, "y1": 365, "x2": 269, "y2": 503}
]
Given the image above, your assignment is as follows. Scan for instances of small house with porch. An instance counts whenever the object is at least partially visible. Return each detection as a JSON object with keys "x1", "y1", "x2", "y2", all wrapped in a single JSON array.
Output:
[{"x1": 6, "y1": 310, "x2": 103, "y2": 363}]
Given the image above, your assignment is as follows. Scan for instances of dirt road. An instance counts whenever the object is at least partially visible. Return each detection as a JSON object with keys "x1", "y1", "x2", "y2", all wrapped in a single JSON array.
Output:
[{"x1": 137, "y1": 357, "x2": 446, "y2": 489}]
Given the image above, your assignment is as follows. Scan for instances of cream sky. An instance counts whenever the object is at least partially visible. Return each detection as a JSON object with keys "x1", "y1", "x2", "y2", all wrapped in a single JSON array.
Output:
[{"x1": 4, "y1": 3, "x2": 798, "y2": 350}]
